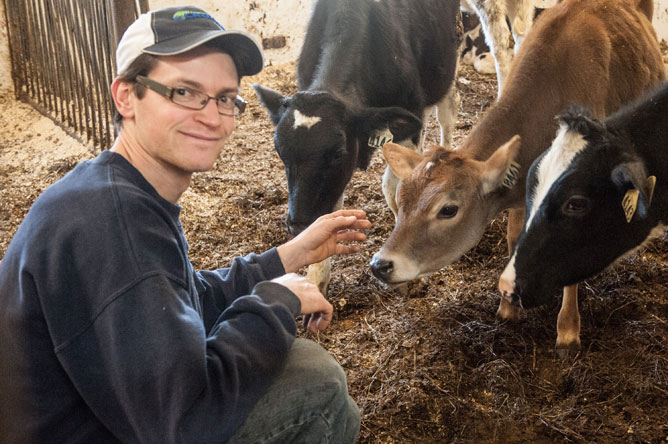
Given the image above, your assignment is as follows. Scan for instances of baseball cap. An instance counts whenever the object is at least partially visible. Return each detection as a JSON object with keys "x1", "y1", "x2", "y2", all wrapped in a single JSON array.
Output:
[{"x1": 115, "y1": 5, "x2": 264, "y2": 77}]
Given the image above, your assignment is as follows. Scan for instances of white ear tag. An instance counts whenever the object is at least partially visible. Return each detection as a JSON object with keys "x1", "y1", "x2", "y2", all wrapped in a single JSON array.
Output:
[
  {"x1": 502, "y1": 162, "x2": 521, "y2": 189},
  {"x1": 622, "y1": 189, "x2": 639, "y2": 223},
  {"x1": 368, "y1": 128, "x2": 394, "y2": 148}
]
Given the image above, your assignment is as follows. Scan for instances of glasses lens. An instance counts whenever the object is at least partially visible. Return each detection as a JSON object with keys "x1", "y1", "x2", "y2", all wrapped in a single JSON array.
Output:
[{"x1": 171, "y1": 88, "x2": 207, "y2": 110}]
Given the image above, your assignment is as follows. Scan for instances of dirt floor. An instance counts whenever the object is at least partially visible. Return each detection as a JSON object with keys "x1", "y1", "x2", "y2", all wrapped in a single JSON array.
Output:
[{"x1": 1, "y1": 58, "x2": 668, "y2": 443}]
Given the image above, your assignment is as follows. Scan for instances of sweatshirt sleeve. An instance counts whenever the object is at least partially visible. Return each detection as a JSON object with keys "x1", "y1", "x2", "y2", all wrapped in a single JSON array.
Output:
[
  {"x1": 56, "y1": 273, "x2": 302, "y2": 443},
  {"x1": 195, "y1": 247, "x2": 292, "y2": 332}
]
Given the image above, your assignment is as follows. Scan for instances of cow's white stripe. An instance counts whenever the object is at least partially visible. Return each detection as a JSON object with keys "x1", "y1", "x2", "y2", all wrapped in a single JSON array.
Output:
[
  {"x1": 293, "y1": 109, "x2": 321, "y2": 129},
  {"x1": 525, "y1": 125, "x2": 588, "y2": 230},
  {"x1": 499, "y1": 254, "x2": 517, "y2": 291}
]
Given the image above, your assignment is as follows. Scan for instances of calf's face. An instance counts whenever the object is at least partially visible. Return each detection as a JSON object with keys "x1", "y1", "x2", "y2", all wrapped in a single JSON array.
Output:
[
  {"x1": 499, "y1": 110, "x2": 659, "y2": 308},
  {"x1": 370, "y1": 136, "x2": 522, "y2": 285},
  {"x1": 253, "y1": 85, "x2": 422, "y2": 235}
]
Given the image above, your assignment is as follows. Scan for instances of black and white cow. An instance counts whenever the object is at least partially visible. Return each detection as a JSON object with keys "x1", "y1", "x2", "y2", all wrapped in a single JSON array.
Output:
[
  {"x1": 253, "y1": 0, "x2": 462, "y2": 292},
  {"x1": 460, "y1": 0, "x2": 546, "y2": 95},
  {"x1": 499, "y1": 83, "x2": 668, "y2": 334},
  {"x1": 460, "y1": 3, "x2": 548, "y2": 78},
  {"x1": 460, "y1": 10, "x2": 495, "y2": 75}
]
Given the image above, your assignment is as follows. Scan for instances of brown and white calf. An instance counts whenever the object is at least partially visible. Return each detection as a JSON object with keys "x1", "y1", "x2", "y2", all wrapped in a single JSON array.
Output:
[
  {"x1": 499, "y1": 84, "x2": 668, "y2": 349},
  {"x1": 370, "y1": 0, "x2": 664, "y2": 352}
]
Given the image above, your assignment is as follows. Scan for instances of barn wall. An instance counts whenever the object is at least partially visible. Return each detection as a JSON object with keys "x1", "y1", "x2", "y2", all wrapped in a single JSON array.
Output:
[
  {"x1": 1, "y1": 0, "x2": 668, "y2": 94},
  {"x1": 148, "y1": 0, "x2": 315, "y2": 67}
]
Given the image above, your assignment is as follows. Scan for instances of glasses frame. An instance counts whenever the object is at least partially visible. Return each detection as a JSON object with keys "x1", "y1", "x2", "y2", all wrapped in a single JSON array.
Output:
[{"x1": 135, "y1": 75, "x2": 247, "y2": 117}]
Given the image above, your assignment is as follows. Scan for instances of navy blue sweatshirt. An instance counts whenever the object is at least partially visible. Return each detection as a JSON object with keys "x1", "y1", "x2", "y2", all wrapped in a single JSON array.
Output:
[{"x1": 0, "y1": 150, "x2": 301, "y2": 443}]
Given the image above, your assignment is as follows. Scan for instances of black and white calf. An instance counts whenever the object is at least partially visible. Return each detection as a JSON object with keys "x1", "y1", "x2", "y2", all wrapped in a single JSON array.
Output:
[
  {"x1": 253, "y1": 0, "x2": 461, "y2": 292},
  {"x1": 460, "y1": 0, "x2": 543, "y2": 95},
  {"x1": 460, "y1": 10, "x2": 495, "y2": 75},
  {"x1": 499, "y1": 82, "x2": 668, "y2": 348}
]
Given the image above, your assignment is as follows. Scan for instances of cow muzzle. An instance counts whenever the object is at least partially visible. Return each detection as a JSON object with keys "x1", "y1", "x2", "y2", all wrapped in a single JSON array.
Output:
[{"x1": 369, "y1": 254, "x2": 394, "y2": 283}]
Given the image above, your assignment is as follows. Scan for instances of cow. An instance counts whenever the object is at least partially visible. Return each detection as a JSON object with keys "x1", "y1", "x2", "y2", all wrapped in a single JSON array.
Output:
[
  {"x1": 460, "y1": 3, "x2": 549, "y2": 79},
  {"x1": 253, "y1": 0, "x2": 462, "y2": 293},
  {"x1": 460, "y1": 0, "x2": 543, "y2": 95},
  {"x1": 369, "y1": 0, "x2": 665, "y2": 354},
  {"x1": 498, "y1": 84, "x2": 668, "y2": 350},
  {"x1": 460, "y1": 9, "x2": 495, "y2": 75}
]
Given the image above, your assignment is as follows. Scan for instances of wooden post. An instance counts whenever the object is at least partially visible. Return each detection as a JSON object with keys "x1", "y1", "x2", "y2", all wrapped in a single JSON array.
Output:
[{"x1": 109, "y1": 0, "x2": 147, "y2": 48}]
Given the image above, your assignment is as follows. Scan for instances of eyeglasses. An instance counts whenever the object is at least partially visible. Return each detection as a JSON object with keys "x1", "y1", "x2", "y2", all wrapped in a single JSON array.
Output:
[{"x1": 135, "y1": 75, "x2": 247, "y2": 117}]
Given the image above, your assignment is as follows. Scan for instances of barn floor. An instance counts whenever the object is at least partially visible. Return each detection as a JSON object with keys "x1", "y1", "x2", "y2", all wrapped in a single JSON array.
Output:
[{"x1": 1, "y1": 57, "x2": 668, "y2": 442}]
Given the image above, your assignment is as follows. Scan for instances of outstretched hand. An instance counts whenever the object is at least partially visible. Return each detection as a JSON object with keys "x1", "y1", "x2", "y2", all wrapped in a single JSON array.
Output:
[{"x1": 277, "y1": 210, "x2": 371, "y2": 273}]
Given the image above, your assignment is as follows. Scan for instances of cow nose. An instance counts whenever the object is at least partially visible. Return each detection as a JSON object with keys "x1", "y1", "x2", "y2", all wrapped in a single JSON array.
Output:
[
  {"x1": 498, "y1": 275, "x2": 524, "y2": 308},
  {"x1": 498, "y1": 275, "x2": 515, "y2": 299},
  {"x1": 370, "y1": 255, "x2": 394, "y2": 282}
]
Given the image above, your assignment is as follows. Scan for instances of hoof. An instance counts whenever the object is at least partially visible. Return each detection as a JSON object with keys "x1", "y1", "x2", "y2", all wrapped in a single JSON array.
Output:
[{"x1": 555, "y1": 340, "x2": 581, "y2": 360}]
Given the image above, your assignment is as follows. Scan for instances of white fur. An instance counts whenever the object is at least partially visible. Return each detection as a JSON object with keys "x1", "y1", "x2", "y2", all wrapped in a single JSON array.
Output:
[
  {"x1": 499, "y1": 254, "x2": 517, "y2": 294},
  {"x1": 525, "y1": 125, "x2": 588, "y2": 230},
  {"x1": 293, "y1": 109, "x2": 321, "y2": 129}
]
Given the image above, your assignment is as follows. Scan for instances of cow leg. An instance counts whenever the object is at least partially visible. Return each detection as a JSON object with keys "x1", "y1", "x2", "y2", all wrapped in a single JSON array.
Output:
[
  {"x1": 496, "y1": 207, "x2": 526, "y2": 321},
  {"x1": 506, "y1": 206, "x2": 526, "y2": 254},
  {"x1": 470, "y1": 0, "x2": 513, "y2": 96},
  {"x1": 307, "y1": 258, "x2": 331, "y2": 295},
  {"x1": 555, "y1": 283, "x2": 581, "y2": 356},
  {"x1": 306, "y1": 195, "x2": 344, "y2": 295},
  {"x1": 434, "y1": 74, "x2": 460, "y2": 149},
  {"x1": 506, "y1": 0, "x2": 536, "y2": 53}
]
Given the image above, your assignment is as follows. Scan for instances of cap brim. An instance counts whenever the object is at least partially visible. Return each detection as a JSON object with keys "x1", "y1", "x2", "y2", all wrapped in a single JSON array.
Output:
[{"x1": 143, "y1": 29, "x2": 264, "y2": 77}]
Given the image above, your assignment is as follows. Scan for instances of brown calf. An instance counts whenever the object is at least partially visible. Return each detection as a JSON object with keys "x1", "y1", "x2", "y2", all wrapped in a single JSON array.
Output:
[{"x1": 370, "y1": 0, "x2": 665, "y2": 353}]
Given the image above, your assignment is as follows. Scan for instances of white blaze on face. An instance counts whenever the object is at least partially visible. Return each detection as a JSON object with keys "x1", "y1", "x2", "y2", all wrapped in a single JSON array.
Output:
[
  {"x1": 293, "y1": 109, "x2": 321, "y2": 129},
  {"x1": 525, "y1": 125, "x2": 588, "y2": 230}
]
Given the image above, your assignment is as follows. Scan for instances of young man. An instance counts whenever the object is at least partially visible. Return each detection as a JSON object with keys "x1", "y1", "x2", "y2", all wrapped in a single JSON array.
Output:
[{"x1": 0, "y1": 6, "x2": 366, "y2": 443}]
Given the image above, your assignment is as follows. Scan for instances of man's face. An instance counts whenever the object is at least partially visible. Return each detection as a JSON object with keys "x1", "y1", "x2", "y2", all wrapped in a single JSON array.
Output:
[{"x1": 130, "y1": 47, "x2": 239, "y2": 175}]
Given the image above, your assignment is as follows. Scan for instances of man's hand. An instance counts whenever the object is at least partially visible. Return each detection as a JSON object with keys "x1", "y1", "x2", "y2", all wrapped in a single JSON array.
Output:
[
  {"x1": 277, "y1": 210, "x2": 371, "y2": 273},
  {"x1": 272, "y1": 273, "x2": 333, "y2": 333}
]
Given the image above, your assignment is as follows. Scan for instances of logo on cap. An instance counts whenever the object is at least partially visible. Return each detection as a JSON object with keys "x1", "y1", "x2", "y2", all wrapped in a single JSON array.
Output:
[{"x1": 172, "y1": 10, "x2": 224, "y2": 28}]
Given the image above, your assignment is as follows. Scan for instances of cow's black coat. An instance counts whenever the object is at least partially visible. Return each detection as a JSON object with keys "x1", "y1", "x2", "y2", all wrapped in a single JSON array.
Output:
[{"x1": 254, "y1": 0, "x2": 461, "y2": 234}]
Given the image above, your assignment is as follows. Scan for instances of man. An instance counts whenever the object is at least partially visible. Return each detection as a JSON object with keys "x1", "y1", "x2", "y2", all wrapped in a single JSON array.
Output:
[{"x1": 0, "y1": 5, "x2": 366, "y2": 443}]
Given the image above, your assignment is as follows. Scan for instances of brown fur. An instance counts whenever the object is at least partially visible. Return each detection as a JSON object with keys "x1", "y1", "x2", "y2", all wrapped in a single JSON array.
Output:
[
  {"x1": 376, "y1": 0, "x2": 665, "y2": 351},
  {"x1": 458, "y1": 0, "x2": 665, "y2": 211}
]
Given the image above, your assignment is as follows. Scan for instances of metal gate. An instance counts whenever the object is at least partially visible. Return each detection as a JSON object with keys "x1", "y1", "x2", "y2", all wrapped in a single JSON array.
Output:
[{"x1": 3, "y1": 0, "x2": 148, "y2": 150}]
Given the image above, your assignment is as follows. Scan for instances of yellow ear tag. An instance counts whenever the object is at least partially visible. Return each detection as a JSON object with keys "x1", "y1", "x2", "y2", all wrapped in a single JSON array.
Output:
[
  {"x1": 502, "y1": 162, "x2": 521, "y2": 189},
  {"x1": 646, "y1": 175, "x2": 656, "y2": 206},
  {"x1": 622, "y1": 176, "x2": 657, "y2": 223},
  {"x1": 368, "y1": 128, "x2": 394, "y2": 148},
  {"x1": 622, "y1": 189, "x2": 639, "y2": 223}
]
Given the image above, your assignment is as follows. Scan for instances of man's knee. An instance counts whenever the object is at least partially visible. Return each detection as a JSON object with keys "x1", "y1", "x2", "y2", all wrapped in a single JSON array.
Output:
[
  {"x1": 286, "y1": 339, "x2": 360, "y2": 442},
  {"x1": 229, "y1": 339, "x2": 360, "y2": 443}
]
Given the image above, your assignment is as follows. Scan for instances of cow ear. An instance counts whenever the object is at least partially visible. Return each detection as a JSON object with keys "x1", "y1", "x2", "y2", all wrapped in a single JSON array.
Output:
[
  {"x1": 252, "y1": 84, "x2": 290, "y2": 126},
  {"x1": 611, "y1": 161, "x2": 656, "y2": 222},
  {"x1": 480, "y1": 135, "x2": 522, "y2": 195},
  {"x1": 383, "y1": 142, "x2": 424, "y2": 180},
  {"x1": 351, "y1": 106, "x2": 423, "y2": 145}
]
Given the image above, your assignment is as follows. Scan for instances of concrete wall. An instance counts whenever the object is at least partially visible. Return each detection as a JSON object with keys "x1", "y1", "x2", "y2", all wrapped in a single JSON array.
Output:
[{"x1": 1, "y1": 0, "x2": 668, "y2": 93}]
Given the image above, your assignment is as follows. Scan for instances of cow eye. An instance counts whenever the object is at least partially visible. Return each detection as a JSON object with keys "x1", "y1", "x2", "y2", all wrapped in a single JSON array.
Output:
[
  {"x1": 562, "y1": 195, "x2": 591, "y2": 217},
  {"x1": 437, "y1": 205, "x2": 459, "y2": 219}
]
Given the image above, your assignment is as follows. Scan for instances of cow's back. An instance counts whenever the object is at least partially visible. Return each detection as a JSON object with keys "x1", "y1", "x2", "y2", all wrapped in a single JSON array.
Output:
[
  {"x1": 460, "y1": 0, "x2": 664, "y2": 209},
  {"x1": 297, "y1": 0, "x2": 461, "y2": 113},
  {"x1": 505, "y1": 0, "x2": 664, "y2": 118}
]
